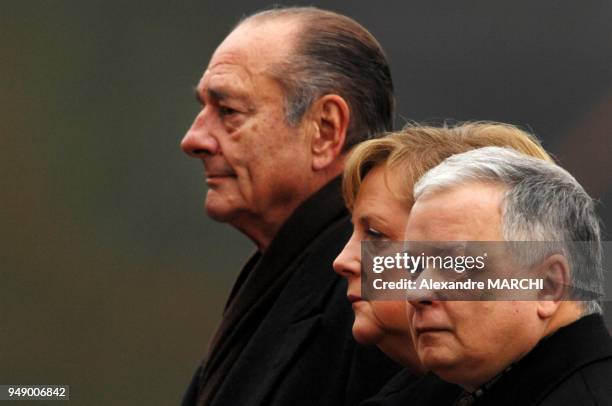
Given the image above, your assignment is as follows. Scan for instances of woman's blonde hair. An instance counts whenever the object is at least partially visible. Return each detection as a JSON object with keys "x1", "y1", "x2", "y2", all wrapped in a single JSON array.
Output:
[{"x1": 343, "y1": 121, "x2": 554, "y2": 210}]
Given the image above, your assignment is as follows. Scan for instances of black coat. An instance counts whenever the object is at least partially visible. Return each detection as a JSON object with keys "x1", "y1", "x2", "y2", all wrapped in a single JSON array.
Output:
[
  {"x1": 360, "y1": 314, "x2": 612, "y2": 406},
  {"x1": 469, "y1": 313, "x2": 612, "y2": 406},
  {"x1": 182, "y1": 178, "x2": 402, "y2": 406},
  {"x1": 359, "y1": 369, "x2": 461, "y2": 406}
]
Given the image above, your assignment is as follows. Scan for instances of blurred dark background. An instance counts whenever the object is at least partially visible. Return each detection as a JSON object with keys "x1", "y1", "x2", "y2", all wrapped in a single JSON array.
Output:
[{"x1": 2, "y1": 1, "x2": 611, "y2": 404}]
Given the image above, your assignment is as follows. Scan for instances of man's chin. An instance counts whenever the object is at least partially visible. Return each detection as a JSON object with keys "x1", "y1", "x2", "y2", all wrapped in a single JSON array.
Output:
[
  {"x1": 206, "y1": 209, "x2": 230, "y2": 222},
  {"x1": 204, "y1": 200, "x2": 239, "y2": 223},
  {"x1": 419, "y1": 349, "x2": 462, "y2": 379}
]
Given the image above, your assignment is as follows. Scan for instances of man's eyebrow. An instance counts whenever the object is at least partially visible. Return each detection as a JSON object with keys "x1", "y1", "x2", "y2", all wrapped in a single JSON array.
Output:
[
  {"x1": 193, "y1": 86, "x2": 230, "y2": 104},
  {"x1": 208, "y1": 87, "x2": 229, "y2": 101}
]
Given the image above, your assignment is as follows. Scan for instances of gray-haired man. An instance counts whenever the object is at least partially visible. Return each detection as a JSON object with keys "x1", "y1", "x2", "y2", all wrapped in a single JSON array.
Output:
[
  {"x1": 405, "y1": 147, "x2": 612, "y2": 405},
  {"x1": 181, "y1": 6, "x2": 399, "y2": 406}
]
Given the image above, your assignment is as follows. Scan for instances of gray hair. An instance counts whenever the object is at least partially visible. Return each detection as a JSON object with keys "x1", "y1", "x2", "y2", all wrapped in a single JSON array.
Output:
[
  {"x1": 414, "y1": 146, "x2": 603, "y2": 314},
  {"x1": 240, "y1": 7, "x2": 394, "y2": 150}
]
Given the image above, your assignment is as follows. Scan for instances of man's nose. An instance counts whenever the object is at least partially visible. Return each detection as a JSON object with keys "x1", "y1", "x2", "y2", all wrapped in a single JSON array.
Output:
[
  {"x1": 333, "y1": 235, "x2": 361, "y2": 278},
  {"x1": 180, "y1": 108, "x2": 220, "y2": 157},
  {"x1": 407, "y1": 266, "x2": 443, "y2": 307}
]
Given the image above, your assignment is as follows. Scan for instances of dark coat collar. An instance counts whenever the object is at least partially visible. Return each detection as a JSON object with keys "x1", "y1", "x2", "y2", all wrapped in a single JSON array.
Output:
[
  {"x1": 223, "y1": 176, "x2": 347, "y2": 320},
  {"x1": 475, "y1": 314, "x2": 612, "y2": 405},
  {"x1": 197, "y1": 177, "x2": 348, "y2": 404}
]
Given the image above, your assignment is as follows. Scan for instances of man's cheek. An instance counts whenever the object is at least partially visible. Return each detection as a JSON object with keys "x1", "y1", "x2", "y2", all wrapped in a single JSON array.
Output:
[{"x1": 405, "y1": 303, "x2": 415, "y2": 320}]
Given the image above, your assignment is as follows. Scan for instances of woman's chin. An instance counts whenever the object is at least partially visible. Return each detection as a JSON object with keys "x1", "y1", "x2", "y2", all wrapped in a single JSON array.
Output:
[{"x1": 351, "y1": 317, "x2": 382, "y2": 345}]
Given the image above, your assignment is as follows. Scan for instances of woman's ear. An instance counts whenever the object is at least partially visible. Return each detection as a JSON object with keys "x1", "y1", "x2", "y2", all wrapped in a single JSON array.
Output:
[
  {"x1": 536, "y1": 254, "x2": 571, "y2": 319},
  {"x1": 309, "y1": 94, "x2": 350, "y2": 171}
]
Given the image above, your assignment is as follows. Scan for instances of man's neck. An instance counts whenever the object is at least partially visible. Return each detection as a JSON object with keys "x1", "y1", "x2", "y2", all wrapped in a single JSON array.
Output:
[
  {"x1": 544, "y1": 302, "x2": 583, "y2": 337},
  {"x1": 234, "y1": 209, "x2": 298, "y2": 252},
  {"x1": 235, "y1": 173, "x2": 342, "y2": 251},
  {"x1": 459, "y1": 303, "x2": 584, "y2": 392}
]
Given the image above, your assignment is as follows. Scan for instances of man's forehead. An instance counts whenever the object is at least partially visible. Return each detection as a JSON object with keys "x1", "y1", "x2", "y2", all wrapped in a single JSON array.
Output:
[
  {"x1": 419, "y1": 182, "x2": 505, "y2": 213},
  {"x1": 408, "y1": 182, "x2": 505, "y2": 239},
  {"x1": 200, "y1": 63, "x2": 248, "y2": 85},
  {"x1": 196, "y1": 61, "x2": 253, "y2": 100},
  {"x1": 197, "y1": 23, "x2": 296, "y2": 96},
  {"x1": 214, "y1": 20, "x2": 300, "y2": 73}
]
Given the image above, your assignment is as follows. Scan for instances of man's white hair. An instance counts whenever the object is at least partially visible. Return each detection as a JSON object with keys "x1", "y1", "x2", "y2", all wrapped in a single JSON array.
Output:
[{"x1": 414, "y1": 146, "x2": 603, "y2": 314}]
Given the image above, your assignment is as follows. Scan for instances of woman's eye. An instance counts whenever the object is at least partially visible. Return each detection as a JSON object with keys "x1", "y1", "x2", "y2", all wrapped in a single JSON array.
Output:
[{"x1": 366, "y1": 228, "x2": 385, "y2": 239}]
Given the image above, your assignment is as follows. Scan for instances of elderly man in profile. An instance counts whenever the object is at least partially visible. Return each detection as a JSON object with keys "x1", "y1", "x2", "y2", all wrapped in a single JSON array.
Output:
[
  {"x1": 404, "y1": 147, "x2": 612, "y2": 405},
  {"x1": 180, "y1": 6, "x2": 400, "y2": 406}
]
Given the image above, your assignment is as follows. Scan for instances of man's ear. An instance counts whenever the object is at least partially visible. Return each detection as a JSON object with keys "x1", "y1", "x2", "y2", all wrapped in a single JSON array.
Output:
[
  {"x1": 536, "y1": 254, "x2": 571, "y2": 319},
  {"x1": 309, "y1": 94, "x2": 350, "y2": 171}
]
